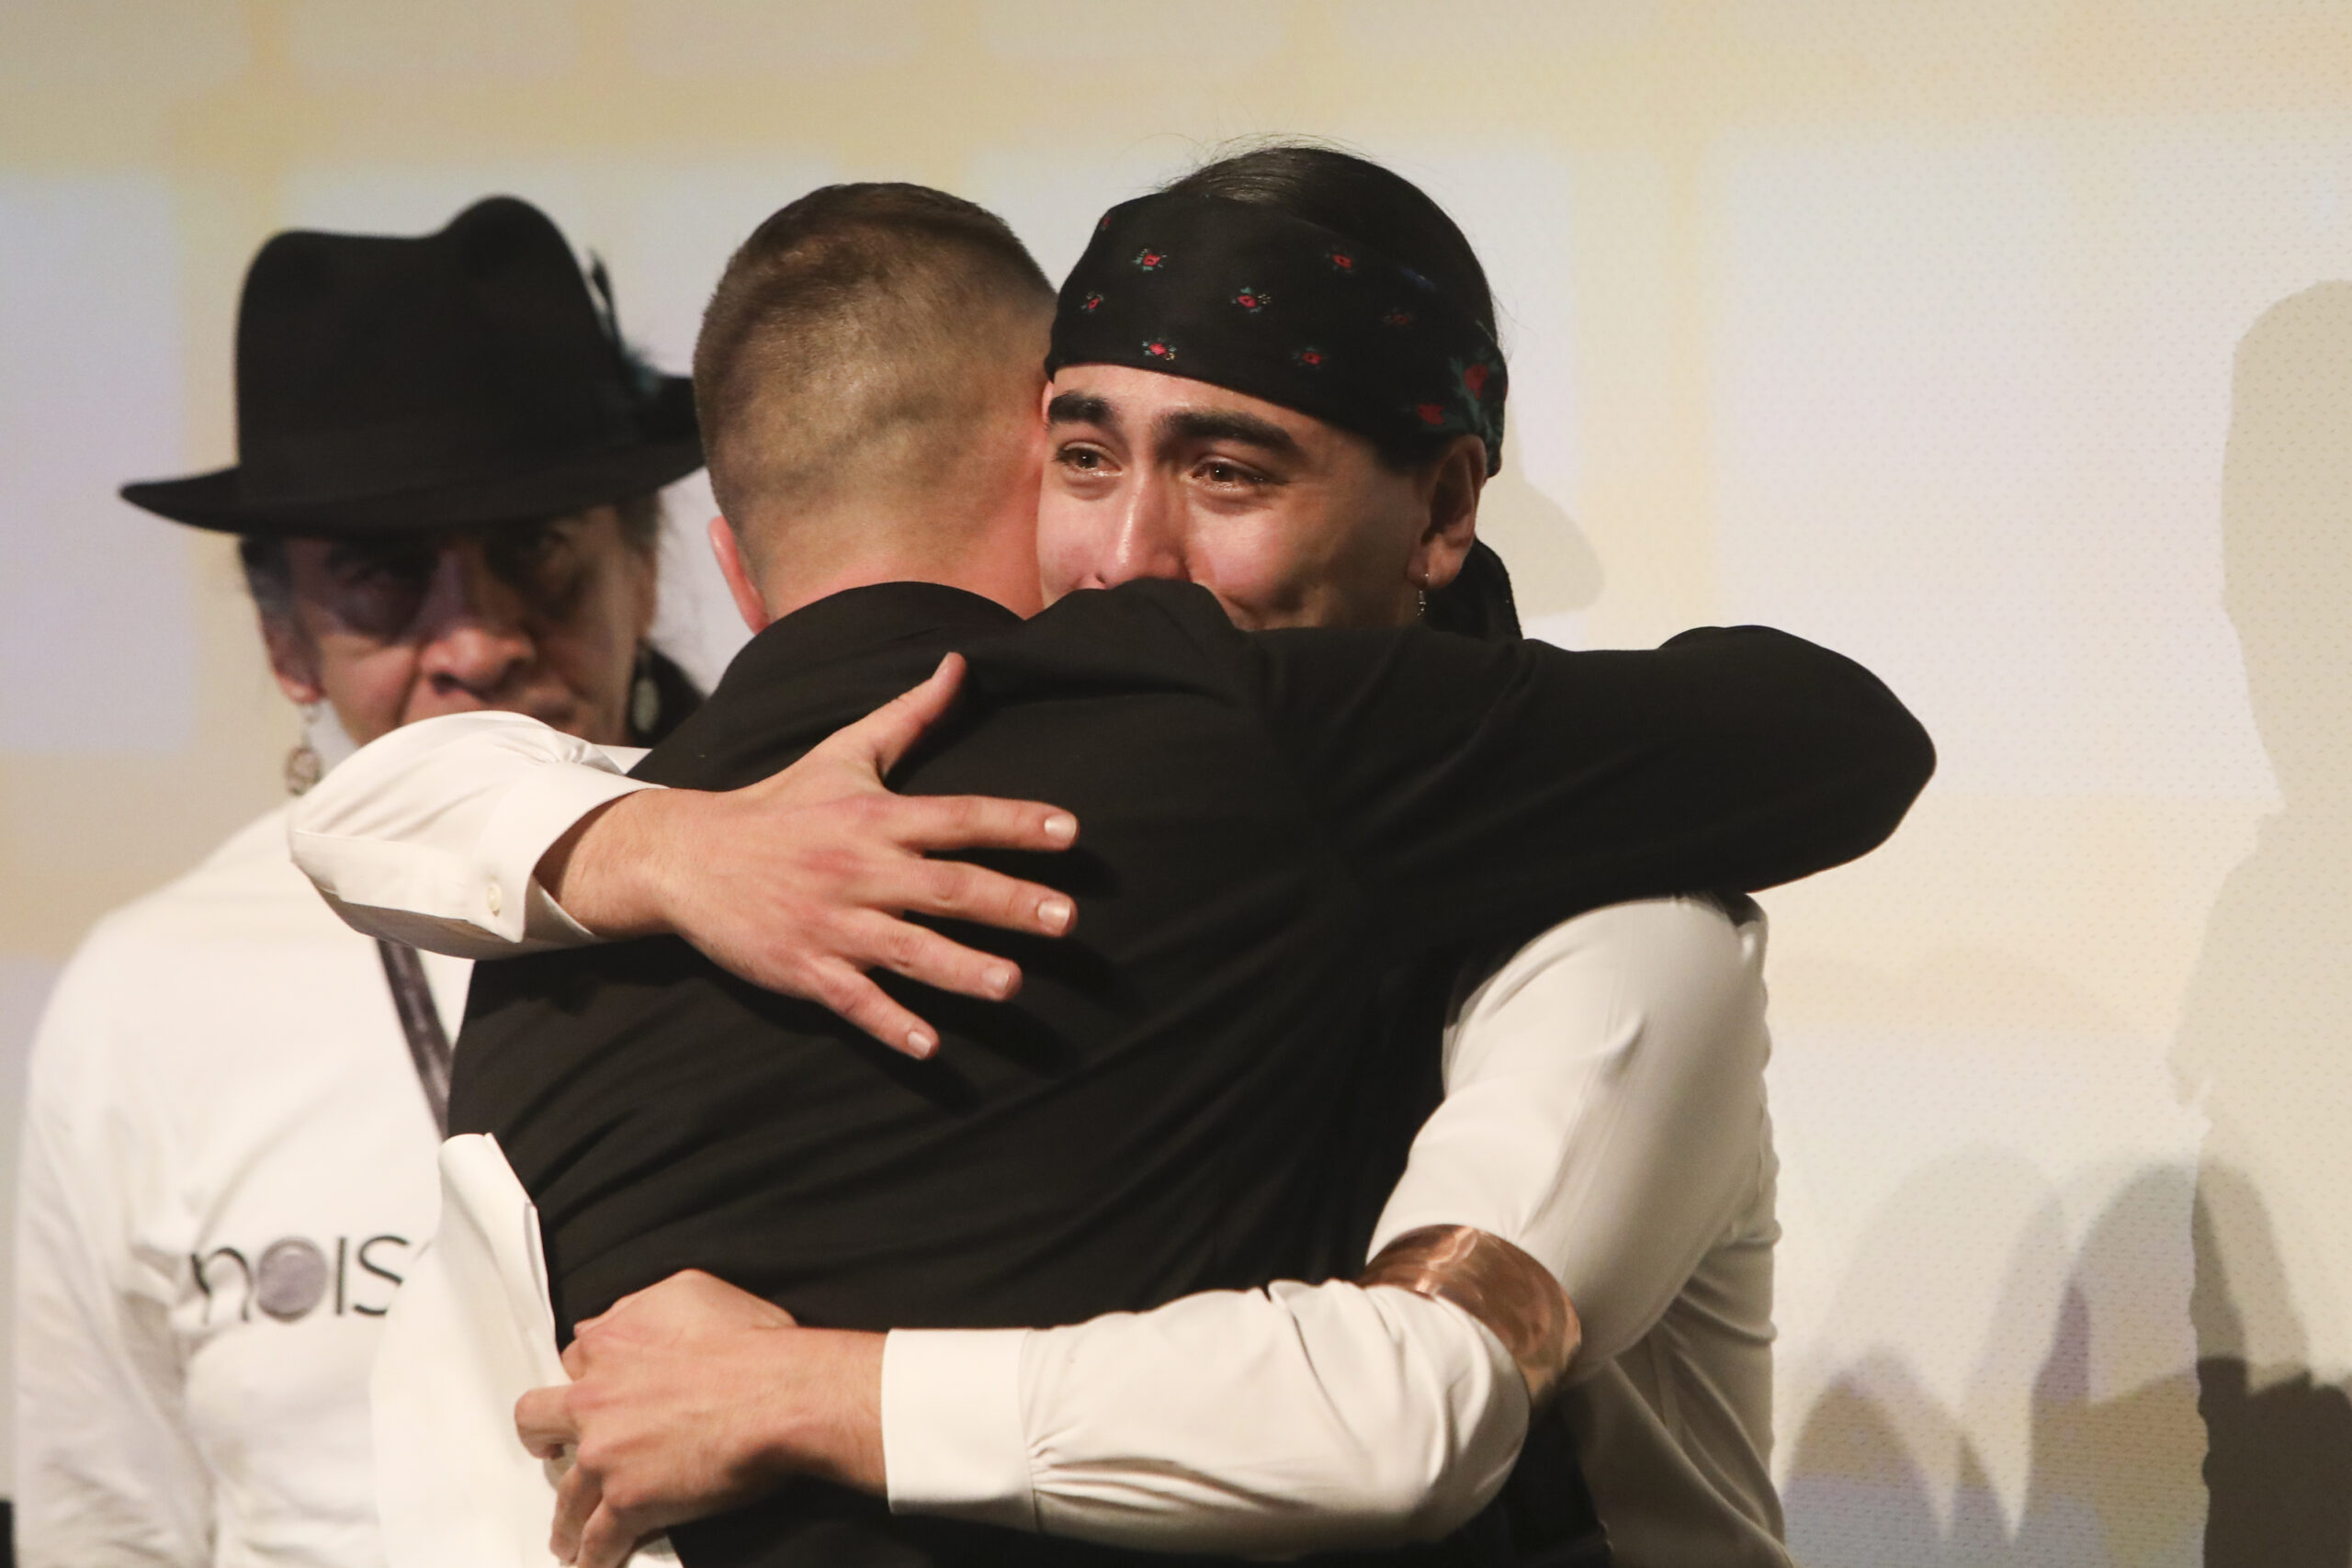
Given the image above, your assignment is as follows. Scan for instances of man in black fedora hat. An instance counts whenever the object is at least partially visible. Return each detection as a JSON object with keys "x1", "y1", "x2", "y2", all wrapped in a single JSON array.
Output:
[
  {"x1": 14, "y1": 194, "x2": 1073, "y2": 1568},
  {"x1": 119, "y1": 193, "x2": 710, "y2": 761}
]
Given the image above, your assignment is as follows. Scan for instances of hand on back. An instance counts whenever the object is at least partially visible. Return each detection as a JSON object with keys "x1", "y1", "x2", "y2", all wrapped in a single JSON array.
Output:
[{"x1": 539, "y1": 653, "x2": 1080, "y2": 1058}]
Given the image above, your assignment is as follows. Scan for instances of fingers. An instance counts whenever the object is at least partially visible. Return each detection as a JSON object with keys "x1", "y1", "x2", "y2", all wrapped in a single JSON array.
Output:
[
  {"x1": 894, "y1": 857, "x2": 1076, "y2": 942},
  {"x1": 808, "y1": 962, "x2": 944, "y2": 1060},
  {"x1": 551, "y1": 1455, "x2": 601, "y2": 1563},
  {"x1": 854, "y1": 911, "x2": 1032, "y2": 1003},
  {"x1": 848, "y1": 653, "x2": 968, "y2": 776},
  {"x1": 889, "y1": 795, "x2": 1080, "y2": 858},
  {"x1": 575, "y1": 1502, "x2": 642, "y2": 1568},
  {"x1": 517, "y1": 1385, "x2": 582, "y2": 1460}
]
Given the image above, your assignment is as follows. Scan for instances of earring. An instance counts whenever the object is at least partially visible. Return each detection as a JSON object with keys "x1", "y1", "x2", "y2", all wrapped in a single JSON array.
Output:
[
  {"x1": 284, "y1": 702, "x2": 324, "y2": 795},
  {"x1": 1415, "y1": 570, "x2": 1430, "y2": 621},
  {"x1": 628, "y1": 647, "x2": 662, "y2": 739}
]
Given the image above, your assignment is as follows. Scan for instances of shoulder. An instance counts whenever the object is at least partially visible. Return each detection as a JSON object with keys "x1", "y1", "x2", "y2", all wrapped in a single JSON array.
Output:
[
  {"x1": 75, "y1": 805, "x2": 312, "y2": 953},
  {"x1": 968, "y1": 581, "x2": 1250, "y2": 696},
  {"x1": 32, "y1": 805, "x2": 334, "y2": 1073}
]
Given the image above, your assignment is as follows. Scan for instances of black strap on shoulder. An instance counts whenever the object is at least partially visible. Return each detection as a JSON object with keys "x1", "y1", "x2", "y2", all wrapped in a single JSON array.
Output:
[{"x1": 378, "y1": 939, "x2": 453, "y2": 1134}]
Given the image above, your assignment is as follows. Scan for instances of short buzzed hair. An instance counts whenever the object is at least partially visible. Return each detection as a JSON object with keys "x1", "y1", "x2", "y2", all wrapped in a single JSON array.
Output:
[{"x1": 693, "y1": 184, "x2": 1055, "y2": 570}]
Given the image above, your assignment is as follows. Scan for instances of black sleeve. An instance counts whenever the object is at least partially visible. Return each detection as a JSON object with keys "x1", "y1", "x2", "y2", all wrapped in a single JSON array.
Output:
[{"x1": 1240, "y1": 615, "x2": 1936, "y2": 949}]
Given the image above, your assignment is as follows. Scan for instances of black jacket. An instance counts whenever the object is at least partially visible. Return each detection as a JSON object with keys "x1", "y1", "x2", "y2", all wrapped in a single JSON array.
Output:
[{"x1": 453, "y1": 578, "x2": 1933, "y2": 1567}]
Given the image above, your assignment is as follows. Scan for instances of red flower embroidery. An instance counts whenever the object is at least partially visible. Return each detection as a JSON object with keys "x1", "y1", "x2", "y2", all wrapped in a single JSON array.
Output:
[
  {"x1": 1233, "y1": 287, "x2": 1271, "y2": 312},
  {"x1": 1134, "y1": 249, "x2": 1167, "y2": 271},
  {"x1": 1463, "y1": 364, "x2": 1489, "y2": 397},
  {"x1": 1417, "y1": 402, "x2": 1447, "y2": 426},
  {"x1": 1382, "y1": 309, "x2": 1414, "y2": 328},
  {"x1": 1143, "y1": 338, "x2": 1176, "y2": 360},
  {"x1": 1294, "y1": 346, "x2": 1327, "y2": 368},
  {"x1": 1080, "y1": 291, "x2": 1104, "y2": 312},
  {"x1": 1328, "y1": 250, "x2": 1354, "y2": 272}
]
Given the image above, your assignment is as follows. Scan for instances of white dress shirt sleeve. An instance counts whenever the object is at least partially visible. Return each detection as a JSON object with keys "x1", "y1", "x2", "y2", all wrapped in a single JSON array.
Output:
[
  {"x1": 881, "y1": 896, "x2": 1763, "y2": 1551},
  {"x1": 1371, "y1": 896, "x2": 1770, "y2": 1370},
  {"x1": 15, "y1": 965, "x2": 213, "y2": 1567},
  {"x1": 885, "y1": 1286, "x2": 1524, "y2": 1555},
  {"x1": 287, "y1": 711, "x2": 655, "y2": 956}
]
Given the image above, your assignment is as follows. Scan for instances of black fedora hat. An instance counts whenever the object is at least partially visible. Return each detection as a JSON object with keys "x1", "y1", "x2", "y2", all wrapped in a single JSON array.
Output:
[{"x1": 121, "y1": 196, "x2": 703, "y2": 536}]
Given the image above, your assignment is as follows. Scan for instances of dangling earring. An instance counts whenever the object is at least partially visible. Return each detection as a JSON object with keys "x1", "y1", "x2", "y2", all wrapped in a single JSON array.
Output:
[
  {"x1": 284, "y1": 702, "x2": 324, "y2": 795},
  {"x1": 628, "y1": 646, "x2": 662, "y2": 740},
  {"x1": 1415, "y1": 570, "x2": 1430, "y2": 621}
]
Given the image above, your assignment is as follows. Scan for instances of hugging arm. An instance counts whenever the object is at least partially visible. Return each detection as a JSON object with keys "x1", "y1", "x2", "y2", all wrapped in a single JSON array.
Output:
[
  {"x1": 1241, "y1": 615, "x2": 1934, "y2": 939},
  {"x1": 288, "y1": 657, "x2": 1082, "y2": 1055},
  {"x1": 527, "y1": 897, "x2": 1763, "y2": 1565}
]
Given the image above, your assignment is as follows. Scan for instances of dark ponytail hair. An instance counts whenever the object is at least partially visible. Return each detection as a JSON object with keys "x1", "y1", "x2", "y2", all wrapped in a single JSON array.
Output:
[{"x1": 1166, "y1": 144, "x2": 1520, "y2": 640}]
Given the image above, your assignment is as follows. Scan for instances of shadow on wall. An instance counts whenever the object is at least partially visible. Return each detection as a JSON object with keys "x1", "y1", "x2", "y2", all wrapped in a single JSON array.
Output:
[
  {"x1": 2173, "y1": 280, "x2": 2352, "y2": 1567},
  {"x1": 1783, "y1": 284, "x2": 2352, "y2": 1568},
  {"x1": 1473, "y1": 465, "x2": 1602, "y2": 619},
  {"x1": 1785, "y1": 1166, "x2": 2206, "y2": 1568}
]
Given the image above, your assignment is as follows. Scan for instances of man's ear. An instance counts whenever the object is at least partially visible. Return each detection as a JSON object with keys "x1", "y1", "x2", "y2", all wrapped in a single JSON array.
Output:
[
  {"x1": 707, "y1": 515, "x2": 774, "y2": 634},
  {"x1": 1410, "y1": 434, "x2": 1489, "y2": 594},
  {"x1": 257, "y1": 606, "x2": 324, "y2": 707}
]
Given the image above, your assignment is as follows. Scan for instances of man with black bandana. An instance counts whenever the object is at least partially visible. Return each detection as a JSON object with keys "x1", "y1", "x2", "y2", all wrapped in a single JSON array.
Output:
[{"x1": 300, "y1": 178, "x2": 1930, "y2": 1568}]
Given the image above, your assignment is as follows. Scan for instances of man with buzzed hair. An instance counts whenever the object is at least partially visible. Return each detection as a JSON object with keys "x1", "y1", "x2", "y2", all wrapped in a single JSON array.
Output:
[
  {"x1": 690, "y1": 186, "x2": 1059, "y2": 629},
  {"x1": 348, "y1": 182, "x2": 1928, "y2": 1568}
]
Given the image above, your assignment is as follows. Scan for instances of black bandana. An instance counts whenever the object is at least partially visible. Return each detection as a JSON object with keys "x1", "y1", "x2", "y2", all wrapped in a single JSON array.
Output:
[{"x1": 1047, "y1": 194, "x2": 1509, "y2": 473}]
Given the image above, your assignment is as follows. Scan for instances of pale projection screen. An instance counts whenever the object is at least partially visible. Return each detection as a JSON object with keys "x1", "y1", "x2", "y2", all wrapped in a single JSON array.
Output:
[{"x1": 0, "y1": 3, "x2": 2346, "y2": 1562}]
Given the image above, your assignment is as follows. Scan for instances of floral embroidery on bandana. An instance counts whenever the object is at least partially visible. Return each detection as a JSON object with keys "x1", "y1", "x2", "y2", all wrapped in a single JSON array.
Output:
[{"x1": 1047, "y1": 192, "x2": 1511, "y2": 474}]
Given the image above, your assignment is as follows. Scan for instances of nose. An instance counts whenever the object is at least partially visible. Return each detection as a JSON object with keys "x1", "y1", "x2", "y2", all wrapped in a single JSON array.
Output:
[
  {"x1": 413, "y1": 541, "x2": 535, "y2": 704},
  {"x1": 1095, "y1": 474, "x2": 1188, "y2": 587}
]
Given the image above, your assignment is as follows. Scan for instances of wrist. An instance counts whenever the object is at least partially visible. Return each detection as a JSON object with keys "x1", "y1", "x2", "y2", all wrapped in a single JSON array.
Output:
[
  {"x1": 536, "y1": 789, "x2": 691, "y2": 938},
  {"x1": 757, "y1": 1327, "x2": 888, "y2": 1495}
]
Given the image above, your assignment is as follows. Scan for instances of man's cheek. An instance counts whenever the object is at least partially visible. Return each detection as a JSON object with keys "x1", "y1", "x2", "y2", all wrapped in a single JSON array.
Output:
[{"x1": 1031, "y1": 523, "x2": 1089, "y2": 599}]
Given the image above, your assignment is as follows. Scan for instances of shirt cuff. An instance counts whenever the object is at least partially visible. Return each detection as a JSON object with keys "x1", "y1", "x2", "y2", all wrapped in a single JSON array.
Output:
[
  {"x1": 476, "y1": 766, "x2": 662, "y2": 943},
  {"x1": 881, "y1": 1328, "x2": 1037, "y2": 1531}
]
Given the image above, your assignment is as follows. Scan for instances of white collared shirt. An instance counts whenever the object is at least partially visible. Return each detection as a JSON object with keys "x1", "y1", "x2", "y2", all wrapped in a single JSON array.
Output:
[{"x1": 293, "y1": 712, "x2": 1788, "y2": 1566}]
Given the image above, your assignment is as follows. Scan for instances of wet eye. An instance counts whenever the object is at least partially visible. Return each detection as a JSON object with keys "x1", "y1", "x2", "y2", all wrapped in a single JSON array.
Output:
[
  {"x1": 1196, "y1": 459, "x2": 1266, "y2": 488},
  {"x1": 1056, "y1": 445, "x2": 1112, "y2": 474}
]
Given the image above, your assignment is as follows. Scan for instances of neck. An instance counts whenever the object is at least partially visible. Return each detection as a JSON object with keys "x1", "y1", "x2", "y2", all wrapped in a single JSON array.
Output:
[
  {"x1": 753, "y1": 415, "x2": 1047, "y2": 622},
  {"x1": 758, "y1": 489, "x2": 1043, "y2": 623}
]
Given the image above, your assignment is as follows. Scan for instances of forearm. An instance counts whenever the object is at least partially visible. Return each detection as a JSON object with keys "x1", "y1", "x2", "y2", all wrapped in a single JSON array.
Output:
[
  {"x1": 883, "y1": 1282, "x2": 1526, "y2": 1555},
  {"x1": 1371, "y1": 897, "x2": 1770, "y2": 1365},
  {"x1": 288, "y1": 710, "x2": 653, "y2": 954}
]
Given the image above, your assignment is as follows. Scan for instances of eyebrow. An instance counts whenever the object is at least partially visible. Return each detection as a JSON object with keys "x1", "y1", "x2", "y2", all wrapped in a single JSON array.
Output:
[
  {"x1": 1157, "y1": 408, "x2": 1300, "y2": 458},
  {"x1": 326, "y1": 536, "x2": 433, "y2": 569},
  {"x1": 1046, "y1": 391, "x2": 1115, "y2": 428}
]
